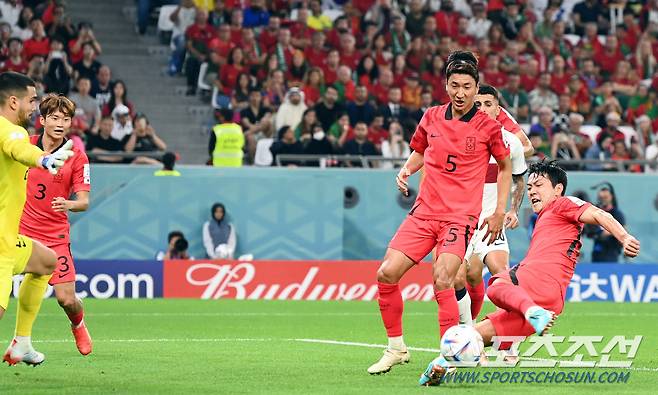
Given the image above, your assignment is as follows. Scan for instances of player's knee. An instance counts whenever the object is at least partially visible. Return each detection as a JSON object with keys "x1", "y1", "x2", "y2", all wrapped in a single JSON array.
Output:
[
  {"x1": 376, "y1": 265, "x2": 398, "y2": 284},
  {"x1": 433, "y1": 277, "x2": 452, "y2": 290},
  {"x1": 44, "y1": 251, "x2": 57, "y2": 274},
  {"x1": 56, "y1": 294, "x2": 77, "y2": 310}
]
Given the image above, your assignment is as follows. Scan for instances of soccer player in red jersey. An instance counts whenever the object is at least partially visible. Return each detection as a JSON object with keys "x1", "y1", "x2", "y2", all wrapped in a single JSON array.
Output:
[
  {"x1": 368, "y1": 51, "x2": 513, "y2": 375},
  {"x1": 6, "y1": 94, "x2": 92, "y2": 360},
  {"x1": 419, "y1": 160, "x2": 640, "y2": 386}
]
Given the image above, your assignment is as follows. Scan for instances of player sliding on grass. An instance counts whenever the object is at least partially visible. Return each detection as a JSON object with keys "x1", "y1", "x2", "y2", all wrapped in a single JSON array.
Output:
[
  {"x1": 453, "y1": 85, "x2": 528, "y2": 326},
  {"x1": 419, "y1": 160, "x2": 641, "y2": 386},
  {"x1": 368, "y1": 51, "x2": 512, "y2": 375},
  {"x1": 0, "y1": 72, "x2": 75, "y2": 366},
  {"x1": 6, "y1": 94, "x2": 92, "y2": 362}
]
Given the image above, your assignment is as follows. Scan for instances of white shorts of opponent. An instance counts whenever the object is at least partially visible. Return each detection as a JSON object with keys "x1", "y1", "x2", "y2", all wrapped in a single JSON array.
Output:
[{"x1": 464, "y1": 221, "x2": 509, "y2": 264}]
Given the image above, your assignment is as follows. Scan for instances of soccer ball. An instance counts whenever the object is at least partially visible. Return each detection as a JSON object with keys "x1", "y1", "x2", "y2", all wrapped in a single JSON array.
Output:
[{"x1": 440, "y1": 324, "x2": 484, "y2": 365}]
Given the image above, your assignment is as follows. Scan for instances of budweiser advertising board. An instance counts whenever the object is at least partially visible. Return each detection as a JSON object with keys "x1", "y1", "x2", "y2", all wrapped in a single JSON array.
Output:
[{"x1": 163, "y1": 260, "x2": 435, "y2": 301}]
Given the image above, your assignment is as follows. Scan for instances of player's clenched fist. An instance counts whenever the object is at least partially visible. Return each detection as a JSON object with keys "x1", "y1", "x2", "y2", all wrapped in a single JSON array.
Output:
[
  {"x1": 621, "y1": 234, "x2": 640, "y2": 258},
  {"x1": 39, "y1": 140, "x2": 74, "y2": 175},
  {"x1": 396, "y1": 166, "x2": 411, "y2": 196}
]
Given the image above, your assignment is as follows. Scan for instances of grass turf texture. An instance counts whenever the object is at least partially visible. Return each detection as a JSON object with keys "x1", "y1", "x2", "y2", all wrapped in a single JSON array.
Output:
[{"x1": 0, "y1": 299, "x2": 656, "y2": 394}]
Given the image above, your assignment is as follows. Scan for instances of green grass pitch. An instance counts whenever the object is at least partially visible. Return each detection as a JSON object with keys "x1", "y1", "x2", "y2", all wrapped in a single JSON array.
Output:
[{"x1": 0, "y1": 299, "x2": 656, "y2": 394}]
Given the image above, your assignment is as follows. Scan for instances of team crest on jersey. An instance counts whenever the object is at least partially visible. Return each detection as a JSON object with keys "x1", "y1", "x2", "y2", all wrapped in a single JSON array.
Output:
[
  {"x1": 465, "y1": 136, "x2": 476, "y2": 152},
  {"x1": 53, "y1": 173, "x2": 64, "y2": 183}
]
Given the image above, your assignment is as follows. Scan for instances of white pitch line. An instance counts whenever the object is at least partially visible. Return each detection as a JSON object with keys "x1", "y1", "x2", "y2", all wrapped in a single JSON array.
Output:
[{"x1": 28, "y1": 337, "x2": 658, "y2": 372}]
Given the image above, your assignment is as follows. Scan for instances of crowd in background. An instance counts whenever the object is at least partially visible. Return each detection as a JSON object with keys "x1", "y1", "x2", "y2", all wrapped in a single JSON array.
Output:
[
  {"x1": 0, "y1": 0, "x2": 169, "y2": 164},
  {"x1": 163, "y1": 0, "x2": 658, "y2": 170}
]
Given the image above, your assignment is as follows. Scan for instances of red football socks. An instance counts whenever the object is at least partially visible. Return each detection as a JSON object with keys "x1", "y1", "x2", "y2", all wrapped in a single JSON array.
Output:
[
  {"x1": 377, "y1": 282, "x2": 403, "y2": 337},
  {"x1": 67, "y1": 310, "x2": 84, "y2": 327},
  {"x1": 487, "y1": 281, "x2": 535, "y2": 315},
  {"x1": 435, "y1": 288, "x2": 459, "y2": 337},
  {"x1": 466, "y1": 281, "x2": 486, "y2": 320}
]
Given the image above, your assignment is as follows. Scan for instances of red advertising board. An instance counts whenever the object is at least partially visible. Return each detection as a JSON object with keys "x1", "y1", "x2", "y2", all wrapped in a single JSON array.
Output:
[{"x1": 163, "y1": 260, "x2": 435, "y2": 301}]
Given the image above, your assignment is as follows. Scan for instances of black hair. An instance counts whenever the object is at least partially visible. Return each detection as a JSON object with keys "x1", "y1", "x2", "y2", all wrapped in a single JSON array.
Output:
[
  {"x1": 445, "y1": 51, "x2": 479, "y2": 83},
  {"x1": 0, "y1": 72, "x2": 36, "y2": 106},
  {"x1": 173, "y1": 237, "x2": 188, "y2": 252},
  {"x1": 528, "y1": 159, "x2": 568, "y2": 196},
  {"x1": 591, "y1": 182, "x2": 617, "y2": 207},
  {"x1": 217, "y1": 108, "x2": 233, "y2": 122},
  {"x1": 277, "y1": 125, "x2": 292, "y2": 140},
  {"x1": 107, "y1": 79, "x2": 128, "y2": 112},
  {"x1": 8, "y1": 37, "x2": 22, "y2": 46},
  {"x1": 167, "y1": 230, "x2": 184, "y2": 243},
  {"x1": 162, "y1": 151, "x2": 176, "y2": 170},
  {"x1": 477, "y1": 84, "x2": 499, "y2": 101}
]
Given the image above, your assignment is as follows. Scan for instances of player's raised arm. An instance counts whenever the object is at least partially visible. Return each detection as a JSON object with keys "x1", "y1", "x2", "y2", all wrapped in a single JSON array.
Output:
[{"x1": 578, "y1": 205, "x2": 640, "y2": 257}]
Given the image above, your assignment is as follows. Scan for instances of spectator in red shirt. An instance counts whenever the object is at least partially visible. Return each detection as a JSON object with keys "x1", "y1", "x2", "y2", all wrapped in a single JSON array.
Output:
[
  {"x1": 326, "y1": 16, "x2": 350, "y2": 50},
  {"x1": 258, "y1": 14, "x2": 280, "y2": 49},
  {"x1": 392, "y1": 54, "x2": 410, "y2": 88},
  {"x1": 302, "y1": 66, "x2": 324, "y2": 107},
  {"x1": 482, "y1": 53, "x2": 508, "y2": 88},
  {"x1": 356, "y1": 54, "x2": 378, "y2": 91},
  {"x1": 184, "y1": 10, "x2": 214, "y2": 95},
  {"x1": 68, "y1": 22, "x2": 102, "y2": 65},
  {"x1": 370, "y1": 32, "x2": 392, "y2": 67},
  {"x1": 520, "y1": 58, "x2": 540, "y2": 92},
  {"x1": 577, "y1": 22, "x2": 603, "y2": 59},
  {"x1": 218, "y1": 47, "x2": 246, "y2": 95},
  {"x1": 371, "y1": 68, "x2": 395, "y2": 105},
  {"x1": 455, "y1": 16, "x2": 475, "y2": 48},
  {"x1": 566, "y1": 75, "x2": 591, "y2": 115},
  {"x1": 322, "y1": 49, "x2": 340, "y2": 86},
  {"x1": 23, "y1": 19, "x2": 49, "y2": 60},
  {"x1": 1, "y1": 38, "x2": 28, "y2": 73},
  {"x1": 339, "y1": 33, "x2": 361, "y2": 70},
  {"x1": 434, "y1": 0, "x2": 459, "y2": 37},
  {"x1": 290, "y1": 7, "x2": 313, "y2": 49},
  {"x1": 488, "y1": 23, "x2": 506, "y2": 54},
  {"x1": 594, "y1": 35, "x2": 625, "y2": 77},
  {"x1": 208, "y1": 24, "x2": 234, "y2": 68},
  {"x1": 228, "y1": 8, "x2": 243, "y2": 44},
  {"x1": 421, "y1": 55, "x2": 448, "y2": 105},
  {"x1": 549, "y1": 55, "x2": 571, "y2": 95},
  {"x1": 305, "y1": 31, "x2": 328, "y2": 68}
]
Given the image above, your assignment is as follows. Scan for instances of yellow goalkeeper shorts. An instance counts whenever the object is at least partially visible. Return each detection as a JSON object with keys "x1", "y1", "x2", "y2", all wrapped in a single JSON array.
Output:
[{"x1": 0, "y1": 234, "x2": 33, "y2": 310}]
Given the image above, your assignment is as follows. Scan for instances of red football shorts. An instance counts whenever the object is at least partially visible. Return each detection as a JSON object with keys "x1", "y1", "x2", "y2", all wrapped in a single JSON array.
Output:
[
  {"x1": 48, "y1": 243, "x2": 76, "y2": 285},
  {"x1": 388, "y1": 215, "x2": 476, "y2": 263},
  {"x1": 485, "y1": 265, "x2": 565, "y2": 338}
]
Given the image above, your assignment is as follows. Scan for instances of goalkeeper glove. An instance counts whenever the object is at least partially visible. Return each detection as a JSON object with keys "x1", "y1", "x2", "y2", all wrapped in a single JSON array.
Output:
[{"x1": 39, "y1": 140, "x2": 74, "y2": 175}]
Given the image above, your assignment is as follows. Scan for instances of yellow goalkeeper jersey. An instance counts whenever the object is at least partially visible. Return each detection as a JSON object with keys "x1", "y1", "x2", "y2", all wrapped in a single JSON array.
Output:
[{"x1": 0, "y1": 116, "x2": 43, "y2": 261}]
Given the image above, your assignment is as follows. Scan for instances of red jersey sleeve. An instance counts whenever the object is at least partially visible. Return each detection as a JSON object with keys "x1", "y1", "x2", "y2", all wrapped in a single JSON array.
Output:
[
  {"x1": 72, "y1": 150, "x2": 91, "y2": 193},
  {"x1": 486, "y1": 122, "x2": 510, "y2": 162},
  {"x1": 557, "y1": 196, "x2": 592, "y2": 223},
  {"x1": 409, "y1": 108, "x2": 431, "y2": 154}
]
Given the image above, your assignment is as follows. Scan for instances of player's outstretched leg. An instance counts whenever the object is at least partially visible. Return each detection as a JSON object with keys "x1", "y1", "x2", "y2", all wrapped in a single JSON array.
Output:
[
  {"x1": 368, "y1": 249, "x2": 414, "y2": 375},
  {"x1": 419, "y1": 355, "x2": 456, "y2": 386},
  {"x1": 54, "y1": 283, "x2": 92, "y2": 355},
  {"x1": 4, "y1": 239, "x2": 55, "y2": 366},
  {"x1": 487, "y1": 279, "x2": 555, "y2": 336}
]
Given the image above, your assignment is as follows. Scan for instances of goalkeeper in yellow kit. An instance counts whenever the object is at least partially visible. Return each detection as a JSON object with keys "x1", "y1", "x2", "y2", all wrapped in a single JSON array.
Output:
[{"x1": 0, "y1": 72, "x2": 74, "y2": 366}]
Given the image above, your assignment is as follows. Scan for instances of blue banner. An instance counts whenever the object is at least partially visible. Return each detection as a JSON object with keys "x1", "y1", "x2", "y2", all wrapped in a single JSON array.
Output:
[{"x1": 73, "y1": 260, "x2": 163, "y2": 299}]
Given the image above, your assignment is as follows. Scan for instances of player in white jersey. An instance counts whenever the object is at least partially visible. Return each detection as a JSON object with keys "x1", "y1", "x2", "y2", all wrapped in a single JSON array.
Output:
[{"x1": 454, "y1": 85, "x2": 528, "y2": 326}]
